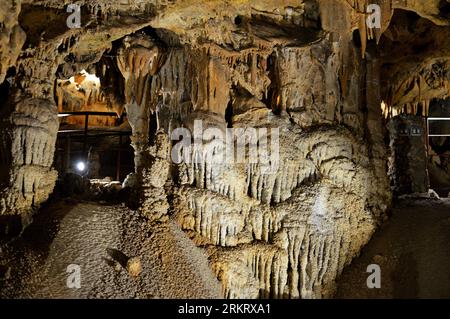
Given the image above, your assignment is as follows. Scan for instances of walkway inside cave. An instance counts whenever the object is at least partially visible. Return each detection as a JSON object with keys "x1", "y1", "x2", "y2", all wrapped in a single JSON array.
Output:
[
  {"x1": 336, "y1": 198, "x2": 450, "y2": 298},
  {"x1": 0, "y1": 200, "x2": 222, "y2": 299}
]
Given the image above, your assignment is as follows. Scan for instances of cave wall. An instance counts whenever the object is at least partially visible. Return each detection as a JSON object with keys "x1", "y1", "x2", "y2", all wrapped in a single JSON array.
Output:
[
  {"x1": 0, "y1": 1, "x2": 60, "y2": 237},
  {"x1": 1, "y1": 0, "x2": 449, "y2": 297}
]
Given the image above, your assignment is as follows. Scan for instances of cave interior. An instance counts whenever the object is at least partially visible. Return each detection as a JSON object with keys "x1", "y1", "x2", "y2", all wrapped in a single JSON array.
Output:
[{"x1": 0, "y1": 0, "x2": 450, "y2": 299}]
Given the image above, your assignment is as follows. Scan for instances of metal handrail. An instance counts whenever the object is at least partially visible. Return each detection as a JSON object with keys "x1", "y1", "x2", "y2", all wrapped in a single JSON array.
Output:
[
  {"x1": 58, "y1": 111, "x2": 119, "y2": 117},
  {"x1": 427, "y1": 117, "x2": 450, "y2": 137},
  {"x1": 57, "y1": 111, "x2": 131, "y2": 181}
]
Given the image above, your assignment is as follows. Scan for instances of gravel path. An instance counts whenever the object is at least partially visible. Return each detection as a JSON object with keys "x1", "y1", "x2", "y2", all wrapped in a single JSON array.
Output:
[
  {"x1": 336, "y1": 198, "x2": 450, "y2": 298},
  {"x1": 0, "y1": 199, "x2": 222, "y2": 299}
]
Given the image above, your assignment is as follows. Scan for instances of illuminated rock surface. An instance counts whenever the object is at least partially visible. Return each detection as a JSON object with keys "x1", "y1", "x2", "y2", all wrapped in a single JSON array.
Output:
[{"x1": 0, "y1": 0, "x2": 449, "y2": 298}]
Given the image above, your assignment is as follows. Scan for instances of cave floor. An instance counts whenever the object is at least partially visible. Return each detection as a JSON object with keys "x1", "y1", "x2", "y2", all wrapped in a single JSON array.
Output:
[
  {"x1": 0, "y1": 199, "x2": 222, "y2": 298},
  {"x1": 336, "y1": 198, "x2": 450, "y2": 298},
  {"x1": 1, "y1": 198, "x2": 450, "y2": 299}
]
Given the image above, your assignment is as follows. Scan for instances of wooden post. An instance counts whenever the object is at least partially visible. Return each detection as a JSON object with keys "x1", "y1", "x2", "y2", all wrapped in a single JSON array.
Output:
[
  {"x1": 116, "y1": 134, "x2": 122, "y2": 181},
  {"x1": 424, "y1": 117, "x2": 429, "y2": 158},
  {"x1": 83, "y1": 114, "x2": 89, "y2": 160}
]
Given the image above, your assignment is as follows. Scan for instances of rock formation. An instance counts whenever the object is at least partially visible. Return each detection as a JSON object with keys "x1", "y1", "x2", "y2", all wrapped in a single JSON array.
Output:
[{"x1": 1, "y1": 0, "x2": 450, "y2": 298}]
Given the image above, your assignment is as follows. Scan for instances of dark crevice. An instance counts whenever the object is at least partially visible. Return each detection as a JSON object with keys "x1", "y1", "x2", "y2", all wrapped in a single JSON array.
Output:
[{"x1": 225, "y1": 99, "x2": 233, "y2": 128}]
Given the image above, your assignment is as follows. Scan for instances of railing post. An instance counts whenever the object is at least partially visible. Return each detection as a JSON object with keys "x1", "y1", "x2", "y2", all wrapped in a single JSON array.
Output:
[
  {"x1": 65, "y1": 135, "x2": 71, "y2": 173},
  {"x1": 425, "y1": 117, "x2": 429, "y2": 158},
  {"x1": 83, "y1": 113, "x2": 89, "y2": 161},
  {"x1": 116, "y1": 134, "x2": 122, "y2": 181}
]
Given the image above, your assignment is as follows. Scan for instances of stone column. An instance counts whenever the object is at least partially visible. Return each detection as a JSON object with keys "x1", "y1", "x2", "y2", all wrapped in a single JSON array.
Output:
[
  {"x1": 0, "y1": 91, "x2": 59, "y2": 238},
  {"x1": 117, "y1": 33, "x2": 170, "y2": 220},
  {"x1": 365, "y1": 47, "x2": 392, "y2": 217}
]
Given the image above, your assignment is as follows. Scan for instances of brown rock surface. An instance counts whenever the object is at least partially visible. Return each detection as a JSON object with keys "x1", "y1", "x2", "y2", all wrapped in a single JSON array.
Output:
[{"x1": 1, "y1": 0, "x2": 449, "y2": 299}]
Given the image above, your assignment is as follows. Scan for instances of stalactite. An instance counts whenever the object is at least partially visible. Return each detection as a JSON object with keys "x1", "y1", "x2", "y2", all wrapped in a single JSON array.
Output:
[{"x1": 359, "y1": 13, "x2": 367, "y2": 58}]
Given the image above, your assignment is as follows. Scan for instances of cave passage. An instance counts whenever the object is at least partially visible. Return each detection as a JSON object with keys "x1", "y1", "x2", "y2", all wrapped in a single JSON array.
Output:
[{"x1": 53, "y1": 69, "x2": 135, "y2": 199}]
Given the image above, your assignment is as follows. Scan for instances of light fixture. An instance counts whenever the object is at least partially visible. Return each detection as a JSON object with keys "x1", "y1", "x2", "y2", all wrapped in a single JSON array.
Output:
[{"x1": 76, "y1": 161, "x2": 86, "y2": 172}]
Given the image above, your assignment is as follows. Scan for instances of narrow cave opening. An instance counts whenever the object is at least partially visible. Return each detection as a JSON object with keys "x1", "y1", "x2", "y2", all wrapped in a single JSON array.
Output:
[
  {"x1": 264, "y1": 53, "x2": 281, "y2": 114},
  {"x1": 0, "y1": 67, "x2": 15, "y2": 103},
  {"x1": 53, "y1": 67, "x2": 134, "y2": 199},
  {"x1": 440, "y1": 0, "x2": 450, "y2": 18},
  {"x1": 225, "y1": 98, "x2": 233, "y2": 128}
]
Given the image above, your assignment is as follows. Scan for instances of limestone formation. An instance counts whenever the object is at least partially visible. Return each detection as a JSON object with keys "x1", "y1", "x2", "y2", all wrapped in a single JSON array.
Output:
[
  {"x1": 0, "y1": 94, "x2": 58, "y2": 236},
  {"x1": 1, "y1": 0, "x2": 450, "y2": 299},
  {"x1": 388, "y1": 115, "x2": 429, "y2": 195},
  {"x1": 0, "y1": 1, "x2": 26, "y2": 84}
]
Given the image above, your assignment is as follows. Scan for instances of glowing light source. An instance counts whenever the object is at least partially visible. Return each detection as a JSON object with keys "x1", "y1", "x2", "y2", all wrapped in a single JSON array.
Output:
[
  {"x1": 381, "y1": 100, "x2": 389, "y2": 119},
  {"x1": 76, "y1": 161, "x2": 86, "y2": 172}
]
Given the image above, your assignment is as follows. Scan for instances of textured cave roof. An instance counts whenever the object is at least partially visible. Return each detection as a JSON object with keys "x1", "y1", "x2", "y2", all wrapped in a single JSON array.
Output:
[{"x1": 1, "y1": 0, "x2": 450, "y2": 109}]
